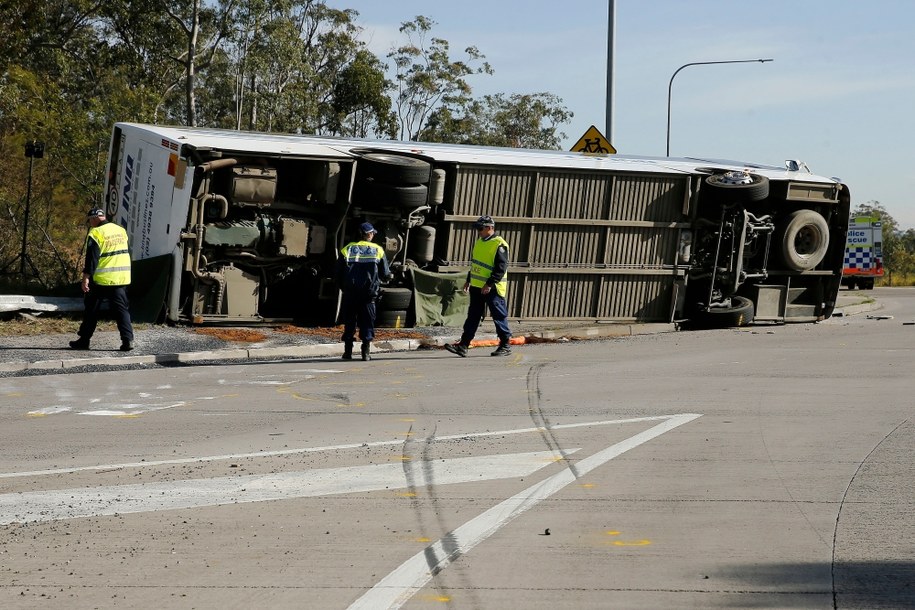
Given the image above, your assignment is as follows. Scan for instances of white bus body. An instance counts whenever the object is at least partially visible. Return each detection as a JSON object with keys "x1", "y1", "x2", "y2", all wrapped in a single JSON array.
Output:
[{"x1": 103, "y1": 123, "x2": 851, "y2": 327}]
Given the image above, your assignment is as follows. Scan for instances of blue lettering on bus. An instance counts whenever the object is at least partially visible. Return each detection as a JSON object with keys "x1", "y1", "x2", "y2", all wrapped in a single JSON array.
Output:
[{"x1": 121, "y1": 154, "x2": 134, "y2": 215}]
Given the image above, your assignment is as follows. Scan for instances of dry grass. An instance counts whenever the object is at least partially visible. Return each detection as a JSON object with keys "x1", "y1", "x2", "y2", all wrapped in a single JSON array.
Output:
[
  {"x1": 0, "y1": 314, "x2": 429, "y2": 341},
  {"x1": 0, "y1": 314, "x2": 87, "y2": 336}
]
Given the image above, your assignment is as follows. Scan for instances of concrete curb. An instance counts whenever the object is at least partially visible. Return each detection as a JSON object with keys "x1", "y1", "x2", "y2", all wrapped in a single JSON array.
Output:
[
  {"x1": 0, "y1": 301, "x2": 877, "y2": 376},
  {"x1": 830, "y1": 299, "x2": 881, "y2": 318}
]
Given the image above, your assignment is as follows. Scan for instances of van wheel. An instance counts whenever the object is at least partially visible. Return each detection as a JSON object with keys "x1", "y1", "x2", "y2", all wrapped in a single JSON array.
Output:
[
  {"x1": 704, "y1": 171, "x2": 769, "y2": 204},
  {"x1": 692, "y1": 296, "x2": 755, "y2": 328},
  {"x1": 776, "y1": 209, "x2": 830, "y2": 271},
  {"x1": 358, "y1": 153, "x2": 431, "y2": 185}
]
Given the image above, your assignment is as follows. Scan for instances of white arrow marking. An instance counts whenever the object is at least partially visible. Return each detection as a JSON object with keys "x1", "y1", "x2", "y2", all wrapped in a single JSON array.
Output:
[
  {"x1": 1, "y1": 414, "x2": 684, "y2": 479},
  {"x1": 0, "y1": 449, "x2": 575, "y2": 525},
  {"x1": 348, "y1": 413, "x2": 701, "y2": 610}
]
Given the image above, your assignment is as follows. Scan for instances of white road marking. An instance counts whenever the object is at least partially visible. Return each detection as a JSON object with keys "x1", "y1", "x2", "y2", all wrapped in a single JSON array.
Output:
[
  {"x1": 348, "y1": 413, "x2": 702, "y2": 610},
  {"x1": 0, "y1": 414, "x2": 691, "y2": 480},
  {"x1": 217, "y1": 379, "x2": 294, "y2": 385},
  {"x1": 0, "y1": 450, "x2": 573, "y2": 525},
  {"x1": 26, "y1": 406, "x2": 71, "y2": 416},
  {"x1": 78, "y1": 402, "x2": 186, "y2": 417}
]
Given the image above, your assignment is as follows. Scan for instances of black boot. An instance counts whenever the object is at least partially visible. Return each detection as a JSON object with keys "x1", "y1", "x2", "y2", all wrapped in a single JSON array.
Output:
[
  {"x1": 69, "y1": 337, "x2": 90, "y2": 350},
  {"x1": 342, "y1": 340, "x2": 354, "y2": 360},
  {"x1": 445, "y1": 343, "x2": 468, "y2": 357},
  {"x1": 491, "y1": 340, "x2": 512, "y2": 357},
  {"x1": 361, "y1": 341, "x2": 371, "y2": 361}
]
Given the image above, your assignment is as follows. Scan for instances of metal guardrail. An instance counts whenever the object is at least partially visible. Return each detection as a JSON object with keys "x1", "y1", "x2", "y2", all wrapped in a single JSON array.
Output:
[{"x1": 0, "y1": 295, "x2": 84, "y2": 313}]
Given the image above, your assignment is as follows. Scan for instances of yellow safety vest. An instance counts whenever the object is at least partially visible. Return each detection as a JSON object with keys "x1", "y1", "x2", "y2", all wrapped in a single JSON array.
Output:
[
  {"x1": 469, "y1": 236, "x2": 509, "y2": 297},
  {"x1": 89, "y1": 222, "x2": 131, "y2": 286},
  {"x1": 340, "y1": 240, "x2": 384, "y2": 263}
]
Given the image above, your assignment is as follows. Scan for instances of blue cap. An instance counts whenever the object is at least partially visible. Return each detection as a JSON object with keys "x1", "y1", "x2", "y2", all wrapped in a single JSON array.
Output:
[
  {"x1": 86, "y1": 207, "x2": 105, "y2": 219},
  {"x1": 360, "y1": 222, "x2": 376, "y2": 234},
  {"x1": 473, "y1": 215, "x2": 495, "y2": 228}
]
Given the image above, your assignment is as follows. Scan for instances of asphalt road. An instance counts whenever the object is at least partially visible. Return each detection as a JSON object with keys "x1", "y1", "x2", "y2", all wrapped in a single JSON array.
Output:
[{"x1": 0, "y1": 288, "x2": 912, "y2": 609}]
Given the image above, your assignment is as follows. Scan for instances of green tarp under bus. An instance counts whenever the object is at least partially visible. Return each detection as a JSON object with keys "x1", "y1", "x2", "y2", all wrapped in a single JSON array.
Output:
[{"x1": 411, "y1": 268, "x2": 469, "y2": 327}]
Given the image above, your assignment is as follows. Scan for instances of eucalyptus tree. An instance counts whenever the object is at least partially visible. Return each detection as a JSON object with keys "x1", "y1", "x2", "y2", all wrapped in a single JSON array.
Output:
[
  {"x1": 420, "y1": 92, "x2": 572, "y2": 149},
  {"x1": 388, "y1": 15, "x2": 493, "y2": 141}
]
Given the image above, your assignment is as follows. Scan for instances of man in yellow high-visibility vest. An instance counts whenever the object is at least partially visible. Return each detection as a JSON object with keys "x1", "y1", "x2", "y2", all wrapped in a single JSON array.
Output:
[
  {"x1": 69, "y1": 208, "x2": 134, "y2": 351},
  {"x1": 445, "y1": 215, "x2": 513, "y2": 357}
]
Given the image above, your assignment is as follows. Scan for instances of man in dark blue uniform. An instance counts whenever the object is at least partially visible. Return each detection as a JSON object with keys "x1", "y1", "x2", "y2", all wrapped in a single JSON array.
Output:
[{"x1": 336, "y1": 222, "x2": 391, "y2": 361}]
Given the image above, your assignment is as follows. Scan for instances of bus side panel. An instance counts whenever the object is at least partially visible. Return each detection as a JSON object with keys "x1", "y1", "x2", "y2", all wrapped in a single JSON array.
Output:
[{"x1": 443, "y1": 167, "x2": 687, "y2": 322}]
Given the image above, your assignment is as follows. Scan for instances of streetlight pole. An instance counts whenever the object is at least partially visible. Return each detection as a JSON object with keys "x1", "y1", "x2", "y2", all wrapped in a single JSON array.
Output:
[
  {"x1": 605, "y1": 0, "x2": 616, "y2": 145},
  {"x1": 666, "y1": 58, "x2": 773, "y2": 157}
]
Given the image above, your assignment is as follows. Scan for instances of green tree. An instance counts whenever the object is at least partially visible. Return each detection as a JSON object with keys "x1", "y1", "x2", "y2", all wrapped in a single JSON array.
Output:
[
  {"x1": 331, "y1": 49, "x2": 396, "y2": 138},
  {"x1": 420, "y1": 92, "x2": 572, "y2": 148},
  {"x1": 0, "y1": 1, "x2": 148, "y2": 289},
  {"x1": 388, "y1": 15, "x2": 493, "y2": 141},
  {"x1": 159, "y1": 0, "x2": 237, "y2": 127},
  {"x1": 219, "y1": 1, "x2": 387, "y2": 135}
]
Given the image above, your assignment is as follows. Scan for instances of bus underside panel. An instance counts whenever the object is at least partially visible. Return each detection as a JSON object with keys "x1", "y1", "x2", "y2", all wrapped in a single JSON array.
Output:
[
  {"x1": 176, "y1": 154, "x2": 349, "y2": 325},
  {"x1": 170, "y1": 146, "x2": 847, "y2": 328}
]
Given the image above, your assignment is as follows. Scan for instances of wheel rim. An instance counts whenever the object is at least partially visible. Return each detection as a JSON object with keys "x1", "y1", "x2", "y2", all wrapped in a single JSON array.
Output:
[
  {"x1": 716, "y1": 170, "x2": 754, "y2": 186},
  {"x1": 794, "y1": 225, "x2": 823, "y2": 256}
]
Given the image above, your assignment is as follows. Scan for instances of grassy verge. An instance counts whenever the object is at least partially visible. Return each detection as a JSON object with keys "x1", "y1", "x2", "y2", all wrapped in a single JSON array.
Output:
[{"x1": 0, "y1": 314, "x2": 141, "y2": 337}]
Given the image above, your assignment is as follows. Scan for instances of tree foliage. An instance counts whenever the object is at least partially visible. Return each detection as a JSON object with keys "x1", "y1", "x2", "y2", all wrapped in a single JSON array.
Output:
[
  {"x1": 388, "y1": 16, "x2": 493, "y2": 141},
  {"x1": 0, "y1": 3, "x2": 572, "y2": 291},
  {"x1": 420, "y1": 92, "x2": 571, "y2": 148}
]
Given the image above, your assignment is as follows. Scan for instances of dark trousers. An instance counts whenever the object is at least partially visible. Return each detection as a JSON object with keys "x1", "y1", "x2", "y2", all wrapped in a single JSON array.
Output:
[
  {"x1": 79, "y1": 284, "x2": 134, "y2": 342},
  {"x1": 460, "y1": 286, "x2": 511, "y2": 345},
  {"x1": 341, "y1": 293, "x2": 377, "y2": 343}
]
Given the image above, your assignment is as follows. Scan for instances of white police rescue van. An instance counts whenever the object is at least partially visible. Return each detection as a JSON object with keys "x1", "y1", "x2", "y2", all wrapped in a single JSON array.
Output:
[{"x1": 842, "y1": 216, "x2": 884, "y2": 290}]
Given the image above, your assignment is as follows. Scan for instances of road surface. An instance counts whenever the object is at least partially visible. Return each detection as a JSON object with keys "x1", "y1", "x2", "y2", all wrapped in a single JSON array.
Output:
[{"x1": 1, "y1": 287, "x2": 913, "y2": 608}]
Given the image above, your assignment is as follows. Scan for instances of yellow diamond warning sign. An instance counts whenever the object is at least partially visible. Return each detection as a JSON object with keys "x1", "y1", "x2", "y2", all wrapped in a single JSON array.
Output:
[{"x1": 570, "y1": 125, "x2": 616, "y2": 154}]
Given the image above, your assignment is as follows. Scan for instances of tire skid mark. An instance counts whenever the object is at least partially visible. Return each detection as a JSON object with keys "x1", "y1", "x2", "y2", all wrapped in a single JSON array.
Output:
[
  {"x1": 830, "y1": 416, "x2": 911, "y2": 610},
  {"x1": 527, "y1": 363, "x2": 579, "y2": 478}
]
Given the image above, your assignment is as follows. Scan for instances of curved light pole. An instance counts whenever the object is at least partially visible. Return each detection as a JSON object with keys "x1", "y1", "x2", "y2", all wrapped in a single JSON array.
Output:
[{"x1": 666, "y1": 59, "x2": 773, "y2": 157}]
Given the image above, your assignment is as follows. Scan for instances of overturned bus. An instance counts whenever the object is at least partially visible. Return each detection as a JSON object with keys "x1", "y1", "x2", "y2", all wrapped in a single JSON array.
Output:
[{"x1": 104, "y1": 123, "x2": 850, "y2": 328}]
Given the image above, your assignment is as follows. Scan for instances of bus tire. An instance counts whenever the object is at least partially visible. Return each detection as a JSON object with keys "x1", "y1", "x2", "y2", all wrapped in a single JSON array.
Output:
[
  {"x1": 376, "y1": 308, "x2": 408, "y2": 328},
  {"x1": 379, "y1": 287, "x2": 412, "y2": 310},
  {"x1": 693, "y1": 296, "x2": 755, "y2": 328},
  {"x1": 355, "y1": 179, "x2": 429, "y2": 208},
  {"x1": 704, "y1": 172, "x2": 769, "y2": 204},
  {"x1": 358, "y1": 153, "x2": 431, "y2": 185},
  {"x1": 776, "y1": 209, "x2": 830, "y2": 271}
]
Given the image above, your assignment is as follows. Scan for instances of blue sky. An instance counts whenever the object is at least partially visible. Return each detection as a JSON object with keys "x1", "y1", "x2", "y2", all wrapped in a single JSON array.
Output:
[{"x1": 325, "y1": 0, "x2": 915, "y2": 229}]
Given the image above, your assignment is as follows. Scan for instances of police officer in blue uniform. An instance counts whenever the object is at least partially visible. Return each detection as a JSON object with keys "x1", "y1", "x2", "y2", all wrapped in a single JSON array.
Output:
[
  {"x1": 445, "y1": 215, "x2": 513, "y2": 357},
  {"x1": 336, "y1": 222, "x2": 391, "y2": 361}
]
